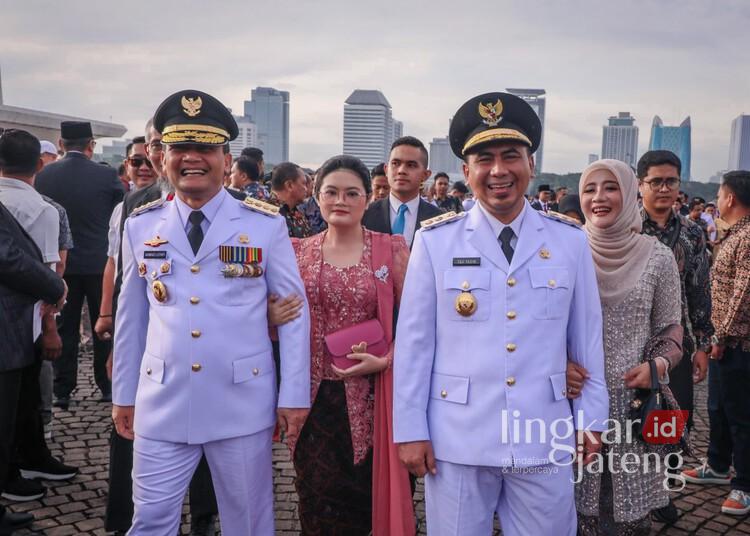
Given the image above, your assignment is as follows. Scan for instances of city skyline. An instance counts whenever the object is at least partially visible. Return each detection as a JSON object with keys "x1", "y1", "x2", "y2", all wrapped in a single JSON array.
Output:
[
  {"x1": 601, "y1": 112, "x2": 638, "y2": 168},
  {"x1": 1, "y1": 1, "x2": 747, "y2": 180}
]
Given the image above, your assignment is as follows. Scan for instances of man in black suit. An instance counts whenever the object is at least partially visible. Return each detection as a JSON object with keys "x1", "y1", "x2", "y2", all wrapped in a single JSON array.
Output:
[
  {"x1": 0, "y1": 200, "x2": 66, "y2": 534},
  {"x1": 35, "y1": 122, "x2": 125, "y2": 408},
  {"x1": 362, "y1": 136, "x2": 443, "y2": 247},
  {"x1": 530, "y1": 183, "x2": 557, "y2": 213}
]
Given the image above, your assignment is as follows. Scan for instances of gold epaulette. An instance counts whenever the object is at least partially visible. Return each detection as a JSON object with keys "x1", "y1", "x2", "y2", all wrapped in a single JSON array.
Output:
[
  {"x1": 241, "y1": 197, "x2": 280, "y2": 217},
  {"x1": 542, "y1": 210, "x2": 583, "y2": 229},
  {"x1": 420, "y1": 211, "x2": 466, "y2": 231},
  {"x1": 130, "y1": 198, "x2": 166, "y2": 217}
]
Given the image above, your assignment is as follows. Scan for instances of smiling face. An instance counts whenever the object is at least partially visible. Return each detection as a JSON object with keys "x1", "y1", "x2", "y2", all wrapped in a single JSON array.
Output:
[
  {"x1": 126, "y1": 142, "x2": 157, "y2": 189},
  {"x1": 163, "y1": 143, "x2": 230, "y2": 200},
  {"x1": 463, "y1": 142, "x2": 534, "y2": 223},
  {"x1": 317, "y1": 170, "x2": 368, "y2": 228},
  {"x1": 581, "y1": 168, "x2": 623, "y2": 229}
]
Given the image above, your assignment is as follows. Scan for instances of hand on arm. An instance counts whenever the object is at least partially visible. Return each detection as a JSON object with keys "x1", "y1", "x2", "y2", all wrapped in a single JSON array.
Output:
[
  {"x1": 623, "y1": 359, "x2": 667, "y2": 389},
  {"x1": 565, "y1": 360, "x2": 589, "y2": 399},
  {"x1": 267, "y1": 293, "x2": 304, "y2": 326}
]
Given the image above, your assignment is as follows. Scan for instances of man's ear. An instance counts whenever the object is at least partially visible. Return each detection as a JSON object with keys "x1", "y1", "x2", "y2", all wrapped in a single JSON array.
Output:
[
  {"x1": 528, "y1": 153, "x2": 536, "y2": 179},
  {"x1": 224, "y1": 152, "x2": 232, "y2": 175}
]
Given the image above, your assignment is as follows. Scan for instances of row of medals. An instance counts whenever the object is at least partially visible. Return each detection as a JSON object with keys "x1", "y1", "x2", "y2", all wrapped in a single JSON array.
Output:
[{"x1": 137, "y1": 260, "x2": 263, "y2": 303}]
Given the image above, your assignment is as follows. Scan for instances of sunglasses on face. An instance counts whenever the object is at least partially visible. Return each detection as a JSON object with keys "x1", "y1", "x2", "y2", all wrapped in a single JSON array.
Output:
[{"x1": 127, "y1": 156, "x2": 153, "y2": 168}]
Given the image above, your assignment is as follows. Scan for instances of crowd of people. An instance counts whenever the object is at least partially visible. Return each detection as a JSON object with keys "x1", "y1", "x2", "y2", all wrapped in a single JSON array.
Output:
[{"x1": 0, "y1": 87, "x2": 748, "y2": 536}]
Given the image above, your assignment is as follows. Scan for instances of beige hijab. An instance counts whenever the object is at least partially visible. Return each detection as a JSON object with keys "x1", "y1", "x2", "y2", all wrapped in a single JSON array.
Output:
[{"x1": 579, "y1": 159, "x2": 656, "y2": 306}]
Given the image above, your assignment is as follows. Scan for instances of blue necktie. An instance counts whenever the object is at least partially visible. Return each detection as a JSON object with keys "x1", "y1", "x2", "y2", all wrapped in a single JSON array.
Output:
[{"x1": 392, "y1": 204, "x2": 408, "y2": 235}]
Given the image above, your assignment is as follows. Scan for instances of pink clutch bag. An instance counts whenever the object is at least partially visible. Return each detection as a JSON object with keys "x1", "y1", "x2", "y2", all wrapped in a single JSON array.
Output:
[{"x1": 324, "y1": 319, "x2": 388, "y2": 370}]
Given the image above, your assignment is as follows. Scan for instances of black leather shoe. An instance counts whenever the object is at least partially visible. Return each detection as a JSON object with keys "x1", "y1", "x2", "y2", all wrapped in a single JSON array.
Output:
[
  {"x1": 0, "y1": 510, "x2": 34, "y2": 534},
  {"x1": 190, "y1": 514, "x2": 216, "y2": 536},
  {"x1": 652, "y1": 499, "x2": 679, "y2": 525}
]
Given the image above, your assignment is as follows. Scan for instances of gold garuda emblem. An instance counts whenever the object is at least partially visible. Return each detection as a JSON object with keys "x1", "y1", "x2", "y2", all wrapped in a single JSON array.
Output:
[
  {"x1": 478, "y1": 99, "x2": 503, "y2": 127},
  {"x1": 181, "y1": 96, "x2": 203, "y2": 117}
]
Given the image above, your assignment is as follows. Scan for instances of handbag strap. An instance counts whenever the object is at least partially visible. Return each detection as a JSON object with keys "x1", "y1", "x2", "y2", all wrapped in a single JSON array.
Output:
[{"x1": 648, "y1": 359, "x2": 659, "y2": 392}]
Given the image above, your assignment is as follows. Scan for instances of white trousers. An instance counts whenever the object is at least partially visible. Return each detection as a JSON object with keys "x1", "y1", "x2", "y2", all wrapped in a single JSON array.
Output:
[
  {"x1": 128, "y1": 427, "x2": 274, "y2": 536},
  {"x1": 425, "y1": 460, "x2": 576, "y2": 536}
]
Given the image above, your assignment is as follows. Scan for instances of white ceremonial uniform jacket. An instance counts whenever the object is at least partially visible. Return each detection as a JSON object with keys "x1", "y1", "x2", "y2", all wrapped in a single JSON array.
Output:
[
  {"x1": 393, "y1": 201, "x2": 609, "y2": 467},
  {"x1": 113, "y1": 189, "x2": 310, "y2": 444}
]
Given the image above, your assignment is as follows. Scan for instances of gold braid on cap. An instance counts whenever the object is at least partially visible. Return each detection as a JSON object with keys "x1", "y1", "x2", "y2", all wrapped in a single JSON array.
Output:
[
  {"x1": 462, "y1": 128, "x2": 532, "y2": 155},
  {"x1": 161, "y1": 124, "x2": 229, "y2": 145}
]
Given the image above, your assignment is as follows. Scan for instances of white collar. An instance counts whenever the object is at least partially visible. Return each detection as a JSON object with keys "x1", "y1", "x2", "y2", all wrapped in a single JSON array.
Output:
[
  {"x1": 477, "y1": 199, "x2": 527, "y2": 240},
  {"x1": 389, "y1": 193, "x2": 420, "y2": 214}
]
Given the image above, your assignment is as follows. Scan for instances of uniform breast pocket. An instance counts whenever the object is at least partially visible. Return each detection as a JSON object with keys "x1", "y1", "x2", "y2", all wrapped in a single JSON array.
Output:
[
  {"x1": 141, "y1": 260, "x2": 176, "y2": 306},
  {"x1": 442, "y1": 269, "x2": 491, "y2": 321},
  {"x1": 528, "y1": 267, "x2": 571, "y2": 320},
  {"x1": 219, "y1": 266, "x2": 267, "y2": 307}
]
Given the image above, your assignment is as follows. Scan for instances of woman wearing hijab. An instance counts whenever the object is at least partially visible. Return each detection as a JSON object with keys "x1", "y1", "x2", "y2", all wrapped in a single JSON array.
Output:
[{"x1": 570, "y1": 159, "x2": 684, "y2": 535}]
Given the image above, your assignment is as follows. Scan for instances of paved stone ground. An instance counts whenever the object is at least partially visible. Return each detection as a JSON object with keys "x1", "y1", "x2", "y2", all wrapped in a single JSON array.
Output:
[{"x1": 3, "y1": 341, "x2": 750, "y2": 535}]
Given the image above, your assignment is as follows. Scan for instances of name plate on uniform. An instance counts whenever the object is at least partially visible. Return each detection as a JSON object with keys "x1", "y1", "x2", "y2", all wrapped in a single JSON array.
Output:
[
  {"x1": 219, "y1": 245, "x2": 262, "y2": 264},
  {"x1": 452, "y1": 257, "x2": 481, "y2": 266},
  {"x1": 144, "y1": 251, "x2": 167, "y2": 259}
]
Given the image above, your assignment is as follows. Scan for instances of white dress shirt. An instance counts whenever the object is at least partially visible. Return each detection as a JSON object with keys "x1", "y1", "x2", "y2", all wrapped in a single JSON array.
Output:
[
  {"x1": 389, "y1": 193, "x2": 421, "y2": 247},
  {"x1": 174, "y1": 189, "x2": 225, "y2": 236},
  {"x1": 476, "y1": 199, "x2": 527, "y2": 251}
]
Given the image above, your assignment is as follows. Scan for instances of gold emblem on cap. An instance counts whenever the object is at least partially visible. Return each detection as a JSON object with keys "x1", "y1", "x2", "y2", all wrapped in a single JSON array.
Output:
[
  {"x1": 455, "y1": 291, "x2": 477, "y2": 317},
  {"x1": 152, "y1": 280, "x2": 168, "y2": 303},
  {"x1": 238, "y1": 234, "x2": 249, "y2": 244},
  {"x1": 181, "y1": 96, "x2": 203, "y2": 117},
  {"x1": 539, "y1": 248, "x2": 551, "y2": 259},
  {"x1": 478, "y1": 98, "x2": 503, "y2": 127}
]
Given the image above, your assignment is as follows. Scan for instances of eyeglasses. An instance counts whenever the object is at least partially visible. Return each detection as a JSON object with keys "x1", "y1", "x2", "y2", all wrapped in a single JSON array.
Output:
[
  {"x1": 148, "y1": 141, "x2": 163, "y2": 153},
  {"x1": 127, "y1": 156, "x2": 153, "y2": 168},
  {"x1": 319, "y1": 188, "x2": 366, "y2": 203},
  {"x1": 641, "y1": 177, "x2": 680, "y2": 191}
]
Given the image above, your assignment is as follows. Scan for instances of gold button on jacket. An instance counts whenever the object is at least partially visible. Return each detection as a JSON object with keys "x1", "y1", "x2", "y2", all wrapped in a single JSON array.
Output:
[
  {"x1": 190, "y1": 265, "x2": 200, "y2": 273},
  {"x1": 191, "y1": 330, "x2": 201, "y2": 338},
  {"x1": 506, "y1": 343, "x2": 517, "y2": 352},
  {"x1": 191, "y1": 363, "x2": 202, "y2": 372},
  {"x1": 506, "y1": 377, "x2": 516, "y2": 386},
  {"x1": 190, "y1": 296, "x2": 200, "y2": 305},
  {"x1": 506, "y1": 310, "x2": 517, "y2": 320},
  {"x1": 440, "y1": 390, "x2": 448, "y2": 398},
  {"x1": 507, "y1": 277, "x2": 517, "y2": 287}
]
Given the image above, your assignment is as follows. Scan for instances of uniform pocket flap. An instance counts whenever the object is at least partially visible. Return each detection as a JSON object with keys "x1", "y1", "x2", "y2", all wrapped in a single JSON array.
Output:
[
  {"x1": 443, "y1": 269, "x2": 490, "y2": 291},
  {"x1": 233, "y1": 352, "x2": 273, "y2": 384},
  {"x1": 142, "y1": 354, "x2": 165, "y2": 384},
  {"x1": 550, "y1": 372, "x2": 568, "y2": 401},
  {"x1": 529, "y1": 267, "x2": 570, "y2": 289},
  {"x1": 430, "y1": 372, "x2": 470, "y2": 404}
]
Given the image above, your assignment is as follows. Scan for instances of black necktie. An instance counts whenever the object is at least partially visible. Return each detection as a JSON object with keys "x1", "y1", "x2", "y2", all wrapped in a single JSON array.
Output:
[
  {"x1": 188, "y1": 211, "x2": 205, "y2": 255},
  {"x1": 499, "y1": 227, "x2": 515, "y2": 263}
]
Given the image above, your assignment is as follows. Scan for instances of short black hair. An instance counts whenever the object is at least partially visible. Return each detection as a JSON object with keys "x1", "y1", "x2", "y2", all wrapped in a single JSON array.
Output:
[
  {"x1": 451, "y1": 181, "x2": 469, "y2": 194},
  {"x1": 722, "y1": 170, "x2": 750, "y2": 208},
  {"x1": 692, "y1": 196, "x2": 706, "y2": 204},
  {"x1": 271, "y1": 162, "x2": 302, "y2": 191},
  {"x1": 61, "y1": 137, "x2": 92, "y2": 152},
  {"x1": 234, "y1": 156, "x2": 260, "y2": 181},
  {"x1": 705, "y1": 202, "x2": 716, "y2": 208},
  {"x1": 636, "y1": 150, "x2": 682, "y2": 179},
  {"x1": 0, "y1": 129, "x2": 41, "y2": 176},
  {"x1": 434, "y1": 172, "x2": 450, "y2": 182},
  {"x1": 371, "y1": 163, "x2": 386, "y2": 177},
  {"x1": 241, "y1": 147, "x2": 264, "y2": 162},
  {"x1": 390, "y1": 136, "x2": 428, "y2": 168},
  {"x1": 126, "y1": 136, "x2": 146, "y2": 157},
  {"x1": 688, "y1": 199, "x2": 703, "y2": 211},
  {"x1": 314, "y1": 155, "x2": 371, "y2": 197}
]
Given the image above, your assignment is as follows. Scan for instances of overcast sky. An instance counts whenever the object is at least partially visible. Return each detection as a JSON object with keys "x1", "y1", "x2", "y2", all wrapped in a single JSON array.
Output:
[{"x1": 1, "y1": 0, "x2": 748, "y2": 179}]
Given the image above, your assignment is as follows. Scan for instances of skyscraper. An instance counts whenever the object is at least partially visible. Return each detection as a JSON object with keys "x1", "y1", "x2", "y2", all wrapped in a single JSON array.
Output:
[
  {"x1": 649, "y1": 116, "x2": 691, "y2": 181},
  {"x1": 243, "y1": 87, "x2": 289, "y2": 165},
  {"x1": 429, "y1": 136, "x2": 463, "y2": 178},
  {"x1": 506, "y1": 89, "x2": 546, "y2": 172},
  {"x1": 729, "y1": 114, "x2": 750, "y2": 171},
  {"x1": 343, "y1": 90, "x2": 401, "y2": 169},
  {"x1": 229, "y1": 116, "x2": 257, "y2": 159},
  {"x1": 601, "y1": 112, "x2": 638, "y2": 168}
]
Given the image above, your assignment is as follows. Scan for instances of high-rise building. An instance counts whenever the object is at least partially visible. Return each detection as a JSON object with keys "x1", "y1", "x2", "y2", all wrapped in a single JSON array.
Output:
[
  {"x1": 728, "y1": 114, "x2": 750, "y2": 171},
  {"x1": 429, "y1": 136, "x2": 463, "y2": 179},
  {"x1": 393, "y1": 119, "x2": 403, "y2": 141},
  {"x1": 243, "y1": 87, "x2": 289, "y2": 165},
  {"x1": 229, "y1": 116, "x2": 258, "y2": 159},
  {"x1": 343, "y1": 90, "x2": 401, "y2": 169},
  {"x1": 601, "y1": 112, "x2": 638, "y2": 168},
  {"x1": 649, "y1": 116, "x2": 691, "y2": 181},
  {"x1": 506, "y1": 88, "x2": 546, "y2": 172}
]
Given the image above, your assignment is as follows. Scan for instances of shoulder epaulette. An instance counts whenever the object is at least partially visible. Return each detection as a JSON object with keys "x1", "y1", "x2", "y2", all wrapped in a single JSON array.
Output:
[
  {"x1": 542, "y1": 210, "x2": 583, "y2": 229},
  {"x1": 421, "y1": 211, "x2": 466, "y2": 231},
  {"x1": 130, "y1": 198, "x2": 166, "y2": 217},
  {"x1": 241, "y1": 197, "x2": 280, "y2": 217}
]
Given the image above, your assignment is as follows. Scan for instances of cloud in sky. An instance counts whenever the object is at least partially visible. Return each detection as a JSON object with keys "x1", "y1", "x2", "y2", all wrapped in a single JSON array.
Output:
[{"x1": 1, "y1": 0, "x2": 748, "y2": 178}]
